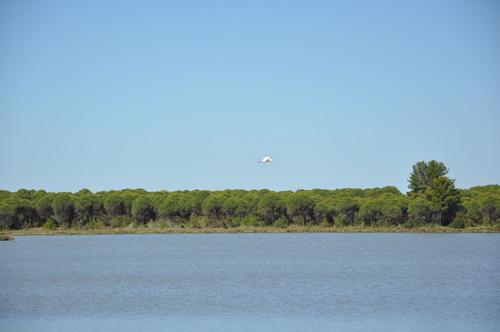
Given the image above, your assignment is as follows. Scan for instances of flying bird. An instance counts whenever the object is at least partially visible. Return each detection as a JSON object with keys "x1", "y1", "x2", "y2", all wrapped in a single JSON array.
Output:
[{"x1": 259, "y1": 156, "x2": 273, "y2": 164}]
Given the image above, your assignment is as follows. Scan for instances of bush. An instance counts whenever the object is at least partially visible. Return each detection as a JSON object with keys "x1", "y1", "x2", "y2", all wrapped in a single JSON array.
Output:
[
  {"x1": 108, "y1": 216, "x2": 132, "y2": 228},
  {"x1": 43, "y1": 218, "x2": 57, "y2": 230},
  {"x1": 205, "y1": 218, "x2": 224, "y2": 228},
  {"x1": 241, "y1": 215, "x2": 265, "y2": 227},
  {"x1": 273, "y1": 217, "x2": 288, "y2": 228},
  {"x1": 404, "y1": 219, "x2": 418, "y2": 228},
  {"x1": 188, "y1": 216, "x2": 203, "y2": 228},
  {"x1": 226, "y1": 217, "x2": 241, "y2": 228},
  {"x1": 86, "y1": 219, "x2": 107, "y2": 229},
  {"x1": 156, "y1": 220, "x2": 171, "y2": 228},
  {"x1": 449, "y1": 218, "x2": 465, "y2": 229},
  {"x1": 319, "y1": 219, "x2": 332, "y2": 227},
  {"x1": 333, "y1": 216, "x2": 345, "y2": 227}
]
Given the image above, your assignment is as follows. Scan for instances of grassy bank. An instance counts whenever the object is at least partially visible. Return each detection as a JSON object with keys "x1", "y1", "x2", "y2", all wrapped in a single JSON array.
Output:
[{"x1": 6, "y1": 224, "x2": 500, "y2": 236}]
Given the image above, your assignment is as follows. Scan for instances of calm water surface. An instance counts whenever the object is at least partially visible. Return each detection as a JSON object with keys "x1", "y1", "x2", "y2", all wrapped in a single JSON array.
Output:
[{"x1": 1, "y1": 233, "x2": 499, "y2": 331}]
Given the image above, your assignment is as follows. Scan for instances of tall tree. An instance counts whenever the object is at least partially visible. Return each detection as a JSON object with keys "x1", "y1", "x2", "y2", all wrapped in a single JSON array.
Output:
[
  {"x1": 424, "y1": 177, "x2": 461, "y2": 225},
  {"x1": 408, "y1": 160, "x2": 449, "y2": 193}
]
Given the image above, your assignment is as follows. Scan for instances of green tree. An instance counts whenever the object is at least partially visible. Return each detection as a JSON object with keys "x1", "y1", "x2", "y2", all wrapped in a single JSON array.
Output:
[
  {"x1": 358, "y1": 196, "x2": 406, "y2": 226},
  {"x1": 0, "y1": 201, "x2": 19, "y2": 229},
  {"x1": 75, "y1": 194, "x2": 102, "y2": 226},
  {"x1": 286, "y1": 192, "x2": 315, "y2": 225},
  {"x1": 188, "y1": 191, "x2": 210, "y2": 216},
  {"x1": 478, "y1": 196, "x2": 500, "y2": 224},
  {"x1": 176, "y1": 193, "x2": 194, "y2": 219},
  {"x1": 2, "y1": 183, "x2": 499, "y2": 231},
  {"x1": 335, "y1": 198, "x2": 359, "y2": 225},
  {"x1": 424, "y1": 176, "x2": 461, "y2": 225},
  {"x1": 314, "y1": 198, "x2": 336, "y2": 225},
  {"x1": 408, "y1": 197, "x2": 434, "y2": 225},
  {"x1": 257, "y1": 193, "x2": 285, "y2": 225},
  {"x1": 222, "y1": 197, "x2": 249, "y2": 219},
  {"x1": 132, "y1": 197, "x2": 156, "y2": 224},
  {"x1": 0, "y1": 190, "x2": 11, "y2": 200},
  {"x1": 104, "y1": 194, "x2": 126, "y2": 217},
  {"x1": 15, "y1": 188, "x2": 33, "y2": 200},
  {"x1": 51, "y1": 194, "x2": 75, "y2": 227},
  {"x1": 408, "y1": 160, "x2": 448, "y2": 193},
  {"x1": 381, "y1": 202, "x2": 405, "y2": 225},
  {"x1": 202, "y1": 194, "x2": 225, "y2": 220},
  {"x1": 121, "y1": 193, "x2": 137, "y2": 217},
  {"x1": 35, "y1": 195, "x2": 54, "y2": 222},
  {"x1": 13, "y1": 198, "x2": 39, "y2": 228},
  {"x1": 158, "y1": 195, "x2": 179, "y2": 220},
  {"x1": 358, "y1": 200, "x2": 384, "y2": 226},
  {"x1": 462, "y1": 199, "x2": 481, "y2": 226}
]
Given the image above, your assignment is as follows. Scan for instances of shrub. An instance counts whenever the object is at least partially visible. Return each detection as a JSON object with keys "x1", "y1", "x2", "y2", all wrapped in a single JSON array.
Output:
[
  {"x1": 333, "y1": 216, "x2": 345, "y2": 227},
  {"x1": 404, "y1": 219, "x2": 418, "y2": 228},
  {"x1": 449, "y1": 218, "x2": 465, "y2": 229},
  {"x1": 86, "y1": 219, "x2": 107, "y2": 229},
  {"x1": 241, "y1": 215, "x2": 265, "y2": 227},
  {"x1": 188, "y1": 216, "x2": 203, "y2": 228},
  {"x1": 108, "y1": 216, "x2": 132, "y2": 228},
  {"x1": 273, "y1": 217, "x2": 288, "y2": 228},
  {"x1": 226, "y1": 217, "x2": 241, "y2": 228},
  {"x1": 43, "y1": 218, "x2": 57, "y2": 230}
]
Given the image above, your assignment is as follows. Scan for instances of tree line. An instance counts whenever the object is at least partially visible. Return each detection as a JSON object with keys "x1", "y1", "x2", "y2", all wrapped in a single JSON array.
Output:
[{"x1": 0, "y1": 161, "x2": 499, "y2": 230}]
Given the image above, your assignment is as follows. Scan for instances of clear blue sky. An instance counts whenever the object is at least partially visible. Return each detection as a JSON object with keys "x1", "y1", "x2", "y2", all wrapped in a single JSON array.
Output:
[{"x1": 1, "y1": 0, "x2": 499, "y2": 193}]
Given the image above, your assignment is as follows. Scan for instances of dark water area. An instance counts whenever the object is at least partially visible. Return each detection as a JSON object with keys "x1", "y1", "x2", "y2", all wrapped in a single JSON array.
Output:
[{"x1": 1, "y1": 233, "x2": 499, "y2": 331}]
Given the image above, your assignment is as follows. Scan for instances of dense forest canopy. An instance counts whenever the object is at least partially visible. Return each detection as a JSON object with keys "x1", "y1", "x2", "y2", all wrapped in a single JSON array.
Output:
[{"x1": 1, "y1": 161, "x2": 499, "y2": 230}]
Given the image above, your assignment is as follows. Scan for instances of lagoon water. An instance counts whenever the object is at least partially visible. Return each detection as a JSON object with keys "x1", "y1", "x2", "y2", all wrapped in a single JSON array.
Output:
[{"x1": 1, "y1": 233, "x2": 500, "y2": 331}]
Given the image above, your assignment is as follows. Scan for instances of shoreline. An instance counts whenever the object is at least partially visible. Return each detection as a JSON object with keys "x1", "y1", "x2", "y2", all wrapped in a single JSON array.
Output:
[{"x1": 6, "y1": 225, "x2": 500, "y2": 236}]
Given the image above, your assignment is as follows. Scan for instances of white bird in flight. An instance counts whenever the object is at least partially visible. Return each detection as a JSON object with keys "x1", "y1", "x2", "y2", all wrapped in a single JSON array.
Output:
[{"x1": 259, "y1": 156, "x2": 273, "y2": 164}]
